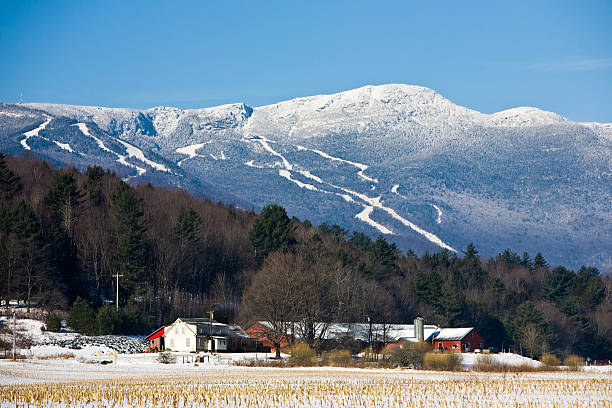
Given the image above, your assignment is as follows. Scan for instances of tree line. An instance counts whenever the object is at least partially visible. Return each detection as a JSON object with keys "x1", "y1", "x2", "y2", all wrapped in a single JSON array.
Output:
[{"x1": 0, "y1": 152, "x2": 610, "y2": 359}]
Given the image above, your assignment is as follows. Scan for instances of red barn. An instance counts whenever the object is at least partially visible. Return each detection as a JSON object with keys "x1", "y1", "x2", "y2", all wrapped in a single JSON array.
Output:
[
  {"x1": 432, "y1": 328, "x2": 484, "y2": 352},
  {"x1": 246, "y1": 322, "x2": 291, "y2": 352},
  {"x1": 145, "y1": 326, "x2": 165, "y2": 352}
]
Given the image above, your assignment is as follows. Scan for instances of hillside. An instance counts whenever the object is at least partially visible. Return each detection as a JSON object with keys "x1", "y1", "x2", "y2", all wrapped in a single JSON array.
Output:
[{"x1": 1, "y1": 84, "x2": 611, "y2": 269}]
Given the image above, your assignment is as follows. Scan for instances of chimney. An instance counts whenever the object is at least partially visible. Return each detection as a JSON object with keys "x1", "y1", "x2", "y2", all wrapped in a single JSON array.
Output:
[{"x1": 414, "y1": 317, "x2": 424, "y2": 342}]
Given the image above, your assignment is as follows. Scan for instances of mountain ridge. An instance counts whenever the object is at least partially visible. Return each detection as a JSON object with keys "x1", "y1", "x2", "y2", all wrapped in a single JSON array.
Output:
[{"x1": 2, "y1": 83, "x2": 610, "y2": 270}]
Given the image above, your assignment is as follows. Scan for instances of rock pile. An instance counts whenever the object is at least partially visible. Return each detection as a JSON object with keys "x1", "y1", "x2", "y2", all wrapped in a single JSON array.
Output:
[{"x1": 47, "y1": 335, "x2": 147, "y2": 354}]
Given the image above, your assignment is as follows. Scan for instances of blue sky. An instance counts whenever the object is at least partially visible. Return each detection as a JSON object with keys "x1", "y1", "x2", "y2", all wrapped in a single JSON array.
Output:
[{"x1": 1, "y1": 1, "x2": 611, "y2": 122}]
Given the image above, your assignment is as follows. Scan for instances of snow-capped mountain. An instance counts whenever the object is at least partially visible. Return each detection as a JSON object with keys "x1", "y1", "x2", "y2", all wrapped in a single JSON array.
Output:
[{"x1": 1, "y1": 84, "x2": 610, "y2": 269}]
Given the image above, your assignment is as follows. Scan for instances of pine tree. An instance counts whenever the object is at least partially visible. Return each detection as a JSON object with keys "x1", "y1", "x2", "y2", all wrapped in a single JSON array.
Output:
[
  {"x1": 542, "y1": 266, "x2": 575, "y2": 303},
  {"x1": 248, "y1": 204, "x2": 295, "y2": 263},
  {"x1": 0, "y1": 153, "x2": 21, "y2": 200},
  {"x1": 521, "y1": 252, "x2": 533, "y2": 270},
  {"x1": 174, "y1": 207, "x2": 202, "y2": 246},
  {"x1": 367, "y1": 236, "x2": 399, "y2": 280},
  {"x1": 10, "y1": 200, "x2": 45, "y2": 311},
  {"x1": 111, "y1": 181, "x2": 146, "y2": 299},
  {"x1": 84, "y1": 166, "x2": 105, "y2": 205},
  {"x1": 45, "y1": 170, "x2": 83, "y2": 237},
  {"x1": 68, "y1": 296, "x2": 94, "y2": 335},
  {"x1": 463, "y1": 243, "x2": 478, "y2": 260},
  {"x1": 533, "y1": 252, "x2": 548, "y2": 269}
]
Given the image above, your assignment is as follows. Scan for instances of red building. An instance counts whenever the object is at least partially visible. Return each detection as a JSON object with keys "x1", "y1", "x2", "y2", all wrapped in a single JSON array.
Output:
[
  {"x1": 246, "y1": 322, "x2": 291, "y2": 352},
  {"x1": 145, "y1": 326, "x2": 165, "y2": 352},
  {"x1": 432, "y1": 328, "x2": 484, "y2": 352}
]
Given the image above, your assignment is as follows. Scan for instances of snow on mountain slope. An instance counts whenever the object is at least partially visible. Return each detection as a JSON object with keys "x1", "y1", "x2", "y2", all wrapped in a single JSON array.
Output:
[
  {"x1": 486, "y1": 107, "x2": 568, "y2": 127},
  {"x1": 4, "y1": 84, "x2": 611, "y2": 270}
]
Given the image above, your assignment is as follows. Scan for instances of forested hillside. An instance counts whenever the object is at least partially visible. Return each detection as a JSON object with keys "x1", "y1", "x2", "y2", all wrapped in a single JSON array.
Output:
[{"x1": 0, "y1": 152, "x2": 610, "y2": 359}]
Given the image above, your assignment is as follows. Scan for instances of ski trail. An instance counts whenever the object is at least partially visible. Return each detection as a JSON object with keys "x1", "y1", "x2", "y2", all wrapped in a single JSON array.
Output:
[
  {"x1": 21, "y1": 115, "x2": 52, "y2": 150},
  {"x1": 393, "y1": 184, "x2": 445, "y2": 227},
  {"x1": 244, "y1": 137, "x2": 454, "y2": 249},
  {"x1": 54, "y1": 142, "x2": 73, "y2": 153},
  {"x1": 356, "y1": 206, "x2": 394, "y2": 234},
  {"x1": 176, "y1": 142, "x2": 210, "y2": 166},
  {"x1": 432, "y1": 204, "x2": 443, "y2": 224},
  {"x1": 74, "y1": 123, "x2": 146, "y2": 179},
  {"x1": 297, "y1": 145, "x2": 378, "y2": 183},
  {"x1": 74, "y1": 123, "x2": 111, "y2": 152},
  {"x1": 278, "y1": 170, "x2": 321, "y2": 191},
  {"x1": 117, "y1": 140, "x2": 170, "y2": 172},
  {"x1": 258, "y1": 138, "x2": 293, "y2": 170},
  {"x1": 22, "y1": 115, "x2": 75, "y2": 153},
  {"x1": 321, "y1": 181, "x2": 455, "y2": 251}
]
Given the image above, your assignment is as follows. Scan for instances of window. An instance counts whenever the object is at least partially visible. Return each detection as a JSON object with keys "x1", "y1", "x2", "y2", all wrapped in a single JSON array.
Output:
[
  {"x1": 170, "y1": 339, "x2": 175, "y2": 348},
  {"x1": 186, "y1": 338, "x2": 190, "y2": 347},
  {"x1": 452, "y1": 344, "x2": 458, "y2": 349}
]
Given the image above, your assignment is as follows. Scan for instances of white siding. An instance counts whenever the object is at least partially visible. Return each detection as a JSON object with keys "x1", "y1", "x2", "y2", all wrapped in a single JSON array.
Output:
[{"x1": 163, "y1": 320, "x2": 197, "y2": 352}]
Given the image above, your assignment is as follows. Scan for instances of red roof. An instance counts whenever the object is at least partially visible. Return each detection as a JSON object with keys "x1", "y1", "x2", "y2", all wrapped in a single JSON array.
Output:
[{"x1": 145, "y1": 327, "x2": 164, "y2": 341}]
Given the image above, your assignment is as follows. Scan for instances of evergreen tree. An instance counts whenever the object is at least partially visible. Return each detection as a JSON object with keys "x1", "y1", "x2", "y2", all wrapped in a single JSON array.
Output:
[
  {"x1": 111, "y1": 181, "x2": 146, "y2": 299},
  {"x1": 248, "y1": 204, "x2": 295, "y2": 263},
  {"x1": 96, "y1": 304, "x2": 121, "y2": 335},
  {"x1": 574, "y1": 266, "x2": 605, "y2": 309},
  {"x1": 521, "y1": 252, "x2": 533, "y2": 270},
  {"x1": 542, "y1": 266, "x2": 575, "y2": 303},
  {"x1": 463, "y1": 243, "x2": 478, "y2": 261},
  {"x1": 68, "y1": 297, "x2": 95, "y2": 335},
  {"x1": 438, "y1": 281, "x2": 463, "y2": 325},
  {"x1": 45, "y1": 170, "x2": 83, "y2": 237},
  {"x1": 498, "y1": 248, "x2": 521, "y2": 265},
  {"x1": 83, "y1": 165, "x2": 105, "y2": 205},
  {"x1": 533, "y1": 252, "x2": 548, "y2": 269},
  {"x1": 348, "y1": 232, "x2": 372, "y2": 248},
  {"x1": 367, "y1": 236, "x2": 399, "y2": 280},
  {"x1": 0, "y1": 152, "x2": 21, "y2": 200},
  {"x1": 174, "y1": 207, "x2": 202, "y2": 246},
  {"x1": 412, "y1": 270, "x2": 442, "y2": 306}
]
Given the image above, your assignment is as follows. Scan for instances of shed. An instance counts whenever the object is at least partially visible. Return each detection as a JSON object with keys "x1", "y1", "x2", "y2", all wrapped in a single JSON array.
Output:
[{"x1": 145, "y1": 326, "x2": 165, "y2": 352}]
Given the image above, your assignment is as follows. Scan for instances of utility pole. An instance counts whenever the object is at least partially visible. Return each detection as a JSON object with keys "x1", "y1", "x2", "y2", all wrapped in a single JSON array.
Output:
[
  {"x1": 113, "y1": 273, "x2": 123, "y2": 312},
  {"x1": 12, "y1": 307, "x2": 16, "y2": 361},
  {"x1": 208, "y1": 310, "x2": 213, "y2": 352}
]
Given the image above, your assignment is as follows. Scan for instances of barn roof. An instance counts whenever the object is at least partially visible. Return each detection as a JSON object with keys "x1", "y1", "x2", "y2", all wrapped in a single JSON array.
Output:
[
  {"x1": 431, "y1": 327, "x2": 474, "y2": 341},
  {"x1": 145, "y1": 326, "x2": 164, "y2": 341},
  {"x1": 252, "y1": 321, "x2": 440, "y2": 343}
]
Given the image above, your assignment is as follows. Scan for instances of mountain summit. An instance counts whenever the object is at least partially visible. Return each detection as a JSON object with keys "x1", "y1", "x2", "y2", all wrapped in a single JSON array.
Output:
[{"x1": 1, "y1": 84, "x2": 610, "y2": 269}]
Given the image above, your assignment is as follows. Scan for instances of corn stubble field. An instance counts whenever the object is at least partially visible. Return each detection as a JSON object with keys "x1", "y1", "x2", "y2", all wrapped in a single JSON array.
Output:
[{"x1": 1, "y1": 367, "x2": 611, "y2": 407}]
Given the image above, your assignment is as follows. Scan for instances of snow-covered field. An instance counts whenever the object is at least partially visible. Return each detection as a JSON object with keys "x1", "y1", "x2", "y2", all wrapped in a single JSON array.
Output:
[
  {"x1": 0, "y1": 358, "x2": 610, "y2": 407},
  {"x1": 1, "y1": 317, "x2": 610, "y2": 406}
]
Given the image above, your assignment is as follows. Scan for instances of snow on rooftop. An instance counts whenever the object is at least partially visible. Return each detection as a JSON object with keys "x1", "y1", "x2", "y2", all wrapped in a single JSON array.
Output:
[{"x1": 431, "y1": 327, "x2": 474, "y2": 341}]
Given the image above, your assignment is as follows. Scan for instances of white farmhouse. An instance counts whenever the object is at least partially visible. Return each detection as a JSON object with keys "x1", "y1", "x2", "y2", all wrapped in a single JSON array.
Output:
[{"x1": 163, "y1": 317, "x2": 229, "y2": 352}]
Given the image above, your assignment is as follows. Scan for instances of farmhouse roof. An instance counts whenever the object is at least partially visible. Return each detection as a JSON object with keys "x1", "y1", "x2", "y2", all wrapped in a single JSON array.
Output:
[{"x1": 431, "y1": 327, "x2": 475, "y2": 341}]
